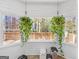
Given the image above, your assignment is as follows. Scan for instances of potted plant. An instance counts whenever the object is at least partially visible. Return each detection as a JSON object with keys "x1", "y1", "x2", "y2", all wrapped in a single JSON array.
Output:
[
  {"x1": 50, "y1": 15, "x2": 65, "y2": 56},
  {"x1": 19, "y1": 16, "x2": 32, "y2": 44}
]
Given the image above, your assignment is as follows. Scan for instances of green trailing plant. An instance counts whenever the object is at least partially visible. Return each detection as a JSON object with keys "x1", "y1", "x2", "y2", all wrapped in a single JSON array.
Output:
[
  {"x1": 19, "y1": 16, "x2": 32, "y2": 43},
  {"x1": 50, "y1": 15, "x2": 65, "y2": 56}
]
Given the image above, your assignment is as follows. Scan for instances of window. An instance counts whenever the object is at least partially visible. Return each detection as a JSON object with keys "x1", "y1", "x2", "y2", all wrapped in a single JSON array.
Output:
[
  {"x1": 0, "y1": 16, "x2": 77, "y2": 44},
  {"x1": 64, "y1": 19, "x2": 77, "y2": 44},
  {"x1": 30, "y1": 18, "x2": 55, "y2": 41},
  {"x1": 3, "y1": 17, "x2": 55, "y2": 43},
  {"x1": 4, "y1": 16, "x2": 20, "y2": 43}
]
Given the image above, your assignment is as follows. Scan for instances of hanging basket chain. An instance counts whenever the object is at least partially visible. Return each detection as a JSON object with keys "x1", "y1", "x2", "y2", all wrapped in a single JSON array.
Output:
[
  {"x1": 25, "y1": 0, "x2": 27, "y2": 15},
  {"x1": 57, "y1": 0, "x2": 59, "y2": 16}
]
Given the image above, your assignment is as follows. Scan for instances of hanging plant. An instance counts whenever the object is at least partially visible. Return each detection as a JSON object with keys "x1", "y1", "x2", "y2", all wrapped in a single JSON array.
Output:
[
  {"x1": 50, "y1": 15, "x2": 65, "y2": 56},
  {"x1": 19, "y1": 16, "x2": 33, "y2": 43}
]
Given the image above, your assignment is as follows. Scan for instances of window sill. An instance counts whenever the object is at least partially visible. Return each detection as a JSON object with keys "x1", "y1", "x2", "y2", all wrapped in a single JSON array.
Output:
[
  {"x1": 0, "y1": 39, "x2": 55, "y2": 49},
  {"x1": 28, "y1": 39, "x2": 55, "y2": 42},
  {"x1": 0, "y1": 39, "x2": 77, "y2": 49},
  {"x1": 0, "y1": 40, "x2": 20, "y2": 49}
]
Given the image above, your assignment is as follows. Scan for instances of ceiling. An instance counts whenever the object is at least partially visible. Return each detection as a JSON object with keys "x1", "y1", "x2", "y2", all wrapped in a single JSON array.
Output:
[{"x1": 18, "y1": 0, "x2": 67, "y2": 3}]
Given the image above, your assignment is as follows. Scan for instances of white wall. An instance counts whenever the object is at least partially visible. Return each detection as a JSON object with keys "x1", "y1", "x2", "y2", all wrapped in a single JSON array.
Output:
[
  {"x1": 19, "y1": 0, "x2": 67, "y2": 3},
  {"x1": 60, "y1": 0, "x2": 77, "y2": 18},
  {"x1": 0, "y1": 42, "x2": 55, "y2": 59},
  {"x1": 0, "y1": 44, "x2": 23, "y2": 59},
  {"x1": 0, "y1": 0, "x2": 25, "y2": 16},
  {"x1": 26, "y1": 3, "x2": 58, "y2": 17},
  {"x1": 63, "y1": 44, "x2": 77, "y2": 59}
]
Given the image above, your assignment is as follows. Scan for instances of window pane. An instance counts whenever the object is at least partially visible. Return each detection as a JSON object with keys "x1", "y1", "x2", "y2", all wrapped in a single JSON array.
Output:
[
  {"x1": 4, "y1": 16, "x2": 20, "y2": 42},
  {"x1": 4, "y1": 17, "x2": 55, "y2": 42},
  {"x1": 64, "y1": 19, "x2": 77, "y2": 44},
  {"x1": 30, "y1": 18, "x2": 55, "y2": 41}
]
